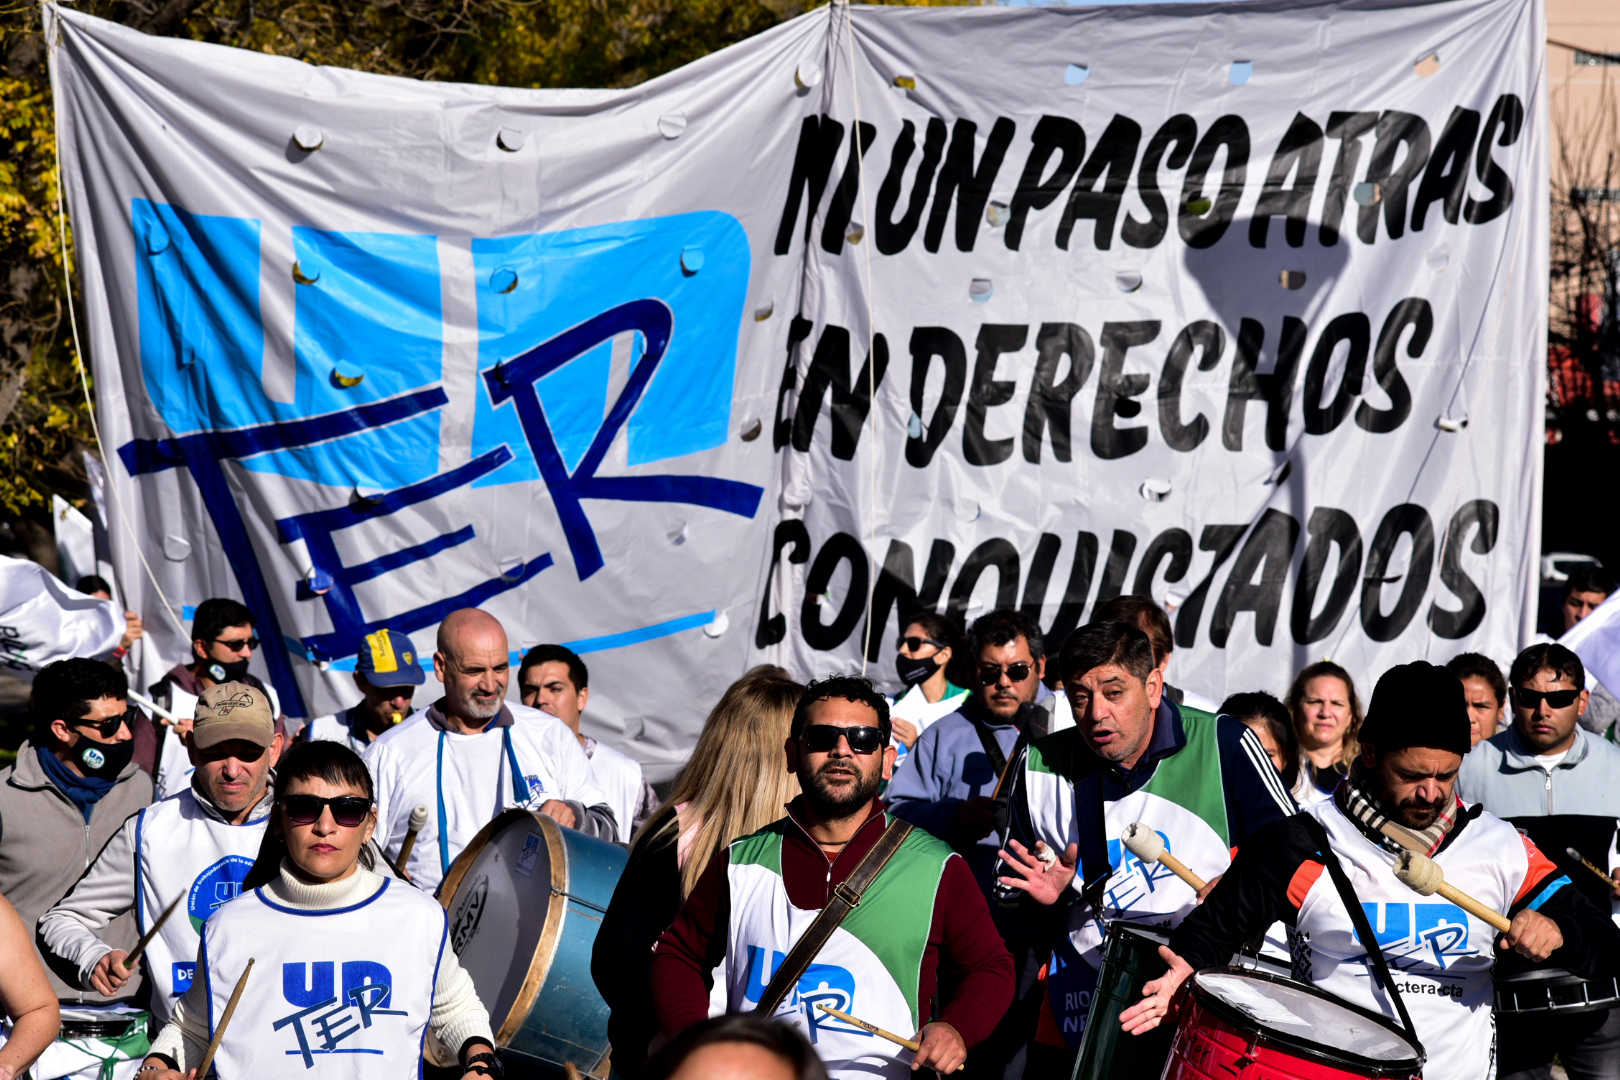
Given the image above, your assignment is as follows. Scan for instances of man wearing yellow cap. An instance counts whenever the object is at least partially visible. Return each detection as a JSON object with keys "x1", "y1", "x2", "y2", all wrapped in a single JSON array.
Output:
[{"x1": 301, "y1": 629, "x2": 425, "y2": 753}]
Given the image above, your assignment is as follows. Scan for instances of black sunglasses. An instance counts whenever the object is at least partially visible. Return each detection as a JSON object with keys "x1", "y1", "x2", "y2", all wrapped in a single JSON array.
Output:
[
  {"x1": 282, "y1": 794, "x2": 373, "y2": 828},
  {"x1": 800, "y1": 724, "x2": 887, "y2": 754},
  {"x1": 896, "y1": 635, "x2": 948, "y2": 653},
  {"x1": 70, "y1": 712, "x2": 130, "y2": 738},
  {"x1": 979, "y1": 662, "x2": 1034, "y2": 685},
  {"x1": 1512, "y1": 687, "x2": 1581, "y2": 710},
  {"x1": 214, "y1": 635, "x2": 259, "y2": 652}
]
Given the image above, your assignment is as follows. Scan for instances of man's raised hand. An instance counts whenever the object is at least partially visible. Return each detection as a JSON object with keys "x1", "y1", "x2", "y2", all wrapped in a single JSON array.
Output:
[{"x1": 996, "y1": 839, "x2": 1078, "y2": 906}]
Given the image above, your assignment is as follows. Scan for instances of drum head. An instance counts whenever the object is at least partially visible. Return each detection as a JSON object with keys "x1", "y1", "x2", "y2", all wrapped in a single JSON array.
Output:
[
  {"x1": 442, "y1": 811, "x2": 567, "y2": 1043},
  {"x1": 1192, "y1": 969, "x2": 1424, "y2": 1071}
]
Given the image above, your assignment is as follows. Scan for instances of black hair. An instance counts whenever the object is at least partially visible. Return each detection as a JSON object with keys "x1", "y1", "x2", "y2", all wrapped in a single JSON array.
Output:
[
  {"x1": 241, "y1": 740, "x2": 380, "y2": 892},
  {"x1": 1509, "y1": 642, "x2": 1585, "y2": 694},
  {"x1": 642, "y1": 1014, "x2": 830, "y2": 1080},
  {"x1": 1220, "y1": 690, "x2": 1299, "y2": 789},
  {"x1": 1445, "y1": 652, "x2": 1507, "y2": 708},
  {"x1": 1092, "y1": 595, "x2": 1173, "y2": 665},
  {"x1": 192, "y1": 598, "x2": 256, "y2": 645},
  {"x1": 519, "y1": 644, "x2": 588, "y2": 690},
  {"x1": 1057, "y1": 620, "x2": 1156, "y2": 686},
  {"x1": 74, "y1": 575, "x2": 112, "y2": 596},
  {"x1": 790, "y1": 674, "x2": 890, "y2": 741},
  {"x1": 969, "y1": 608, "x2": 1044, "y2": 664},
  {"x1": 1563, "y1": 564, "x2": 1615, "y2": 600},
  {"x1": 899, "y1": 610, "x2": 971, "y2": 687},
  {"x1": 32, "y1": 658, "x2": 127, "y2": 736}
]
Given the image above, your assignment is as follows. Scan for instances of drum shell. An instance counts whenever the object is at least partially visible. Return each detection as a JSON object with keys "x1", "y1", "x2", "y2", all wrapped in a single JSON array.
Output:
[
  {"x1": 441, "y1": 809, "x2": 628, "y2": 1075},
  {"x1": 1164, "y1": 970, "x2": 1422, "y2": 1080},
  {"x1": 1072, "y1": 923, "x2": 1175, "y2": 1080}
]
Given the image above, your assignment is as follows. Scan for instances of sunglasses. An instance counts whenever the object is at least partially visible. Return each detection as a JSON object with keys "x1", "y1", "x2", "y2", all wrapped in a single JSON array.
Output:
[
  {"x1": 1512, "y1": 687, "x2": 1581, "y2": 710},
  {"x1": 282, "y1": 794, "x2": 373, "y2": 828},
  {"x1": 979, "y1": 662, "x2": 1034, "y2": 685},
  {"x1": 214, "y1": 635, "x2": 259, "y2": 652},
  {"x1": 71, "y1": 712, "x2": 130, "y2": 738},
  {"x1": 800, "y1": 725, "x2": 887, "y2": 754},
  {"x1": 896, "y1": 635, "x2": 947, "y2": 653}
]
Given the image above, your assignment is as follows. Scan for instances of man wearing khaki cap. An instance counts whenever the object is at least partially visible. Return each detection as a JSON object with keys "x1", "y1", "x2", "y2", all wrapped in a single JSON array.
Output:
[{"x1": 40, "y1": 682, "x2": 283, "y2": 1030}]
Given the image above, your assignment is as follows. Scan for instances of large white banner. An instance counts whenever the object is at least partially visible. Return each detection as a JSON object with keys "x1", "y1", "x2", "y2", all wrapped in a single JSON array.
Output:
[{"x1": 50, "y1": 0, "x2": 1546, "y2": 774}]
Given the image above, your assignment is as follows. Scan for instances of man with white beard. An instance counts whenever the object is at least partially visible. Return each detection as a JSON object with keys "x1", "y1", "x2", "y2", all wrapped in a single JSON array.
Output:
[{"x1": 366, "y1": 608, "x2": 615, "y2": 892}]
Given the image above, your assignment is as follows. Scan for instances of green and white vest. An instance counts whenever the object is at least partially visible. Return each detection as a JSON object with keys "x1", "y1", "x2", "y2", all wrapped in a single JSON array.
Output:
[
  {"x1": 719, "y1": 816, "x2": 954, "y2": 1080},
  {"x1": 1023, "y1": 708, "x2": 1238, "y2": 963}
]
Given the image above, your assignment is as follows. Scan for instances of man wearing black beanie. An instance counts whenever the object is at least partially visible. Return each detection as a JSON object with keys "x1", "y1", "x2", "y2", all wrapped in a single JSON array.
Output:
[{"x1": 1116, "y1": 661, "x2": 1620, "y2": 1080}]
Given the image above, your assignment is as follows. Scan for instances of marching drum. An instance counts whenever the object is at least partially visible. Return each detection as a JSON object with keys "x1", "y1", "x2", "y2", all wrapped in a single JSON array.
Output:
[
  {"x1": 1163, "y1": 968, "x2": 1424, "y2": 1080},
  {"x1": 1496, "y1": 968, "x2": 1620, "y2": 1014},
  {"x1": 1071, "y1": 923, "x2": 1177, "y2": 1080},
  {"x1": 439, "y1": 808, "x2": 628, "y2": 1077},
  {"x1": 1072, "y1": 923, "x2": 1292, "y2": 1080}
]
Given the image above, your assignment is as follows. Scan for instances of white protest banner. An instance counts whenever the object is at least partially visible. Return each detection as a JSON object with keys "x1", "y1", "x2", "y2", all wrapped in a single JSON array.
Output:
[
  {"x1": 0, "y1": 555, "x2": 122, "y2": 680},
  {"x1": 49, "y1": 0, "x2": 1545, "y2": 772}
]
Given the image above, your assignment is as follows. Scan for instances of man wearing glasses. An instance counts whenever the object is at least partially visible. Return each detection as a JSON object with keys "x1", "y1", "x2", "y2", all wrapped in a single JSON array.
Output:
[
  {"x1": 142, "y1": 598, "x2": 289, "y2": 798},
  {"x1": 40, "y1": 682, "x2": 282, "y2": 1034},
  {"x1": 0, "y1": 658, "x2": 153, "y2": 1080},
  {"x1": 885, "y1": 608, "x2": 1052, "y2": 1080},
  {"x1": 1459, "y1": 642, "x2": 1620, "y2": 1080},
  {"x1": 652, "y1": 675, "x2": 1013, "y2": 1077}
]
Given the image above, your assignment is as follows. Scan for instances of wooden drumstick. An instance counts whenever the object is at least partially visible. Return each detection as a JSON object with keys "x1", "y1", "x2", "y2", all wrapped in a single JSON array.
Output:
[
  {"x1": 1122, "y1": 822, "x2": 1208, "y2": 893},
  {"x1": 122, "y1": 893, "x2": 184, "y2": 972},
  {"x1": 195, "y1": 957, "x2": 253, "y2": 1078},
  {"x1": 815, "y1": 1004, "x2": 964, "y2": 1072},
  {"x1": 395, "y1": 805, "x2": 429, "y2": 869},
  {"x1": 1566, "y1": 847, "x2": 1620, "y2": 891},
  {"x1": 1393, "y1": 852, "x2": 1512, "y2": 932}
]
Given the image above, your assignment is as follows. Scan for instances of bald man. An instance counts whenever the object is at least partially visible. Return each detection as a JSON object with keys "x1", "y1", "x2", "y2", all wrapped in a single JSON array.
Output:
[{"x1": 365, "y1": 609, "x2": 615, "y2": 890}]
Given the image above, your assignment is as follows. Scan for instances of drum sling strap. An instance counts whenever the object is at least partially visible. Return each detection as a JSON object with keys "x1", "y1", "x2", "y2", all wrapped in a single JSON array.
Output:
[
  {"x1": 753, "y1": 819, "x2": 915, "y2": 1017},
  {"x1": 1299, "y1": 815, "x2": 1426, "y2": 1056}
]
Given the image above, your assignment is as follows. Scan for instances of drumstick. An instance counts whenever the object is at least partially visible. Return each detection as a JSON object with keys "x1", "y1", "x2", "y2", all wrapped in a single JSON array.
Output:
[
  {"x1": 195, "y1": 958, "x2": 253, "y2": 1078},
  {"x1": 1393, "y1": 852, "x2": 1512, "y2": 932},
  {"x1": 122, "y1": 893, "x2": 184, "y2": 972},
  {"x1": 127, "y1": 689, "x2": 180, "y2": 727},
  {"x1": 1122, "y1": 822, "x2": 1208, "y2": 893},
  {"x1": 814, "y1": 1004, "x2": 964, "y2": 1072},
  {"x1": 1566, "y1": 847, "x2": 1620, "y2": 891},
  {"x1": 395, "y1": 805, "x2": 429, "y2": 870}
]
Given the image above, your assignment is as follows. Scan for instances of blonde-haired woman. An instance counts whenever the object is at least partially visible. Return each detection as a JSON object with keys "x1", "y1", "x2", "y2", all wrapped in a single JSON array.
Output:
[
  {"x1": 1287, "y1": 660, "x2": 1364, "y2": 808},
  {"x1": 592, "y1": 668, "x2": 805, "y2": 1077}
]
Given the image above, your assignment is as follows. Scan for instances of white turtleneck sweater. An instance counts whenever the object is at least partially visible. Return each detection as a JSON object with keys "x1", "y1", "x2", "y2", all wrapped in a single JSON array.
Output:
[{"x1": 149, "y1": 860, "x2": 493, "y2": 1069}]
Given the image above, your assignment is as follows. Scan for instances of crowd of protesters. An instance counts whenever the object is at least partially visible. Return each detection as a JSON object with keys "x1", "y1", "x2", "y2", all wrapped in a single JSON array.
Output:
[{"x1": 0, "y1": 567, "x2": 1611, "y2": 1079}]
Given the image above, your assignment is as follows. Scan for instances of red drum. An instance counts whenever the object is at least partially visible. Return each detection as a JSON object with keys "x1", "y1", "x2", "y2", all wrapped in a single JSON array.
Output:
[{"x1": 1163, "y1": 969, "x2": 1424, "y2": 1080}]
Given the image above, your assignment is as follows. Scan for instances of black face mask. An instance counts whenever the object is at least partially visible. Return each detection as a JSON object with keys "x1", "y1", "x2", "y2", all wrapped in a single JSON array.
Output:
[
  {"x1": 896, "y1": 654, "x2": 940, "y2": 688},
  {"x1": 207, "y1": 659, "x2": 251, "y2": 683},
  {"x1": 75, "y1": 736, "x2": 135, "y2": 780}
]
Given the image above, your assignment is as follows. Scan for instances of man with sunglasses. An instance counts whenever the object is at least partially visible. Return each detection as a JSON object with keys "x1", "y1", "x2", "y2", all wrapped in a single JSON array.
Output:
[
  {"x1": 39, "y1": 681, "x2": 283, "y2": 1038},
  {"x1": 140, "y1": 598, "x2": 290, "y2": 798},
  {"x1": 1459, "y1": 642, "x2": 1620, "y2": 1080},
  {"x1": 652, "y1": 675, "x2": 1014, "y2": 1078},
  {"x1": 885, "y1": 609, "x2": 1052, "y2": 1079},
  {"x1": 0, "y1": 658, "x2": 152, "y2": 1080}
]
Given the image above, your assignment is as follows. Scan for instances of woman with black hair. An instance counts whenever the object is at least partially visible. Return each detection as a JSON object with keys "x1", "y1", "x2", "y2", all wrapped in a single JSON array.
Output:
[
  {"x1": 888, "y1": 613, "x2": 970, "y2": 754},
  {"x1": 136, "y1": 741, "x2": 498, "y2": 1080}
]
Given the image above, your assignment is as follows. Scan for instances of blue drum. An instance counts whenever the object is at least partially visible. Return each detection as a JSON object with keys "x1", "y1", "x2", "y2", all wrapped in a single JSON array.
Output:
[{"x1": 440, "y1": 808, "x2": 627, "y2": 1077}]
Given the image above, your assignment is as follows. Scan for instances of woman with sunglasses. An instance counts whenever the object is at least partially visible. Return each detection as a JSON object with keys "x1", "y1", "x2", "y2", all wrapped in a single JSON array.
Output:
[
  {"x1": 888, "y1": 614, "x2": 969, "y2": 755},
  {"x1": 137, "y1": 741, "x2": 499, "y2": 1080}
]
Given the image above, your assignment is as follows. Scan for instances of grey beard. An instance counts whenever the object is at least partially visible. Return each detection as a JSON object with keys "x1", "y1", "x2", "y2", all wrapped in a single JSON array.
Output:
[{"x1": 454, "y1": 694, "x2": 502, "y2": 722}]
